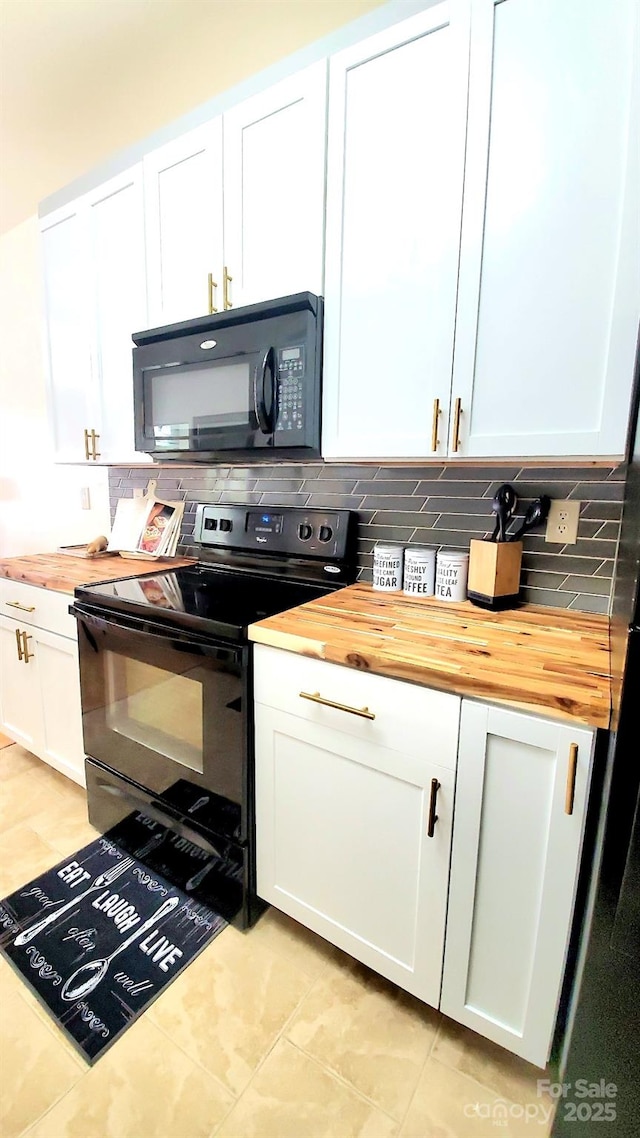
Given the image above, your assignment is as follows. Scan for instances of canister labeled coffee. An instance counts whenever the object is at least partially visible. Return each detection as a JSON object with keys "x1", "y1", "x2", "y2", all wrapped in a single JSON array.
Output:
[
  {"x1": 373, "y1": 543, "x2": 404, "y2": 592},
  {"x1": 403, "y1": 547, "x2": 436, "y2": 596},
  {"x1": 435, "y1": 549, "x2": 469, "y2": 602}
]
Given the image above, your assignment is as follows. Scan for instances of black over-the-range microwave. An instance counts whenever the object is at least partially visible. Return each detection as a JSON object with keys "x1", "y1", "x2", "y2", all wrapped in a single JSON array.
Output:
[{"x1": 132, "y1": 292, "x2": 322, "y2": 462}]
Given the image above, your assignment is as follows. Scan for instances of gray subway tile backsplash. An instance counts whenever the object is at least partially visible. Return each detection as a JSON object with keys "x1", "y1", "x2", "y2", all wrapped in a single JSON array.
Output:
[{"x1": 109, "y1": 461, "x2": 625, "y2": 614}]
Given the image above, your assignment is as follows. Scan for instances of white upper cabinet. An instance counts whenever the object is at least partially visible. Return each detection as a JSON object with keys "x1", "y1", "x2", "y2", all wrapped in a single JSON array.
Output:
[
  {"x1": 42, "y1": 166, "x2": 148, "y2": 463},
  {"x1": 87, "y1": 168, "x2": 147, "y2": 461},
  {"x1": 322, "y1": 3, "x2": 470, "y2": 460},
  {"x1": 223, "y1": 62, "x2": 327, "y2": 309},
  {"x1": 41, "y1": 203, "x2": 94, "y2": 462},
  {"x1": 144, "y1": 120, "x2": 223, "y2": 327},
  {"x1": 451, "y1": 0, "x2": 639, "y2": 458}
]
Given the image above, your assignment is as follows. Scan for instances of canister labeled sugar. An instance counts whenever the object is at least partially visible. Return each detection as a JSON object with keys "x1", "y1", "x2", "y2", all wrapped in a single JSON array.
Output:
[
  {"x1": 435, "y1": 550, "x2": 469, "y2": 602},
  {"x1": 373, "y1": 543, "x2": 404, "y2": 592},
  {"x1": 403, "y1": 547, "x2": 436, "y2": 596}
]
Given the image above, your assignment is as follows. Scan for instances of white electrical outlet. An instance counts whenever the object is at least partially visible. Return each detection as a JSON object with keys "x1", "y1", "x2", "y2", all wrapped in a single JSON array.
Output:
[
  {"x1": 80, "y1": 487, "x2": 91, "y2": 511},
  {"x1": 545, "y1": 499, "x2": 580, "y2": 544}
]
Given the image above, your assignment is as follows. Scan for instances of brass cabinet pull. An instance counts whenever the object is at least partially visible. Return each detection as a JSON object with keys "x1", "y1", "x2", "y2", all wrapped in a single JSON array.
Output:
[
  {"x1": 223, "y1": 266, "x2": 233, "y2": 310},
  {"x1": 427, "y1": 778, "x2": 440, "y2": 837},
  {"x1": 431, "y1": 398, "x2": 440, "y2": 452},
  {"x1": 207, "y1": 272, "x2": 218, "y2": 314},
  {"x1": 83, "y1": 428, "x2": 91, "y2": 460},
  {"x1": 15, "y1": 628, "x2": 23, "y2": 661},
  {"x1": 299, "y1": 690, "x2": 375, "y2": 721},
  {"x1": 565, "y1": 743, "x2": 578, "y2": 815},
  {"x1": 6, "y1": 601, "x2": 36, "y2": 613},
  {"x1": 20, "y1": 630, "x2": 33, "y2": 664},
  {"x1": 90, "y1": 429, "x2": 100, "y2": 460},
  {"x1": 452, "y1": 397, "x2": 463, "y2": 452}
]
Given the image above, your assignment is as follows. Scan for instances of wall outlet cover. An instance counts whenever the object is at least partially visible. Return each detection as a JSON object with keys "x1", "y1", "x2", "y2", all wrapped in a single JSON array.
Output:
[{"x1": 545, "y1": 499, "x2": 580, "y2": 545}]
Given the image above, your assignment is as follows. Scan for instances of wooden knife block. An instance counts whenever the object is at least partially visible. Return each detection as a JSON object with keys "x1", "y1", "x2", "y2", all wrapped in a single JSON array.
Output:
[{"x1": 467, "y1": 539, "x2": 523, "y2": 610}]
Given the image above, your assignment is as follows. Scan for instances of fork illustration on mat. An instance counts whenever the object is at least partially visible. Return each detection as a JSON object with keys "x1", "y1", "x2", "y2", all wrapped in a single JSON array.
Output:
[{"x1": 14, "y1": 856, "x2": 135, "y2": 947}]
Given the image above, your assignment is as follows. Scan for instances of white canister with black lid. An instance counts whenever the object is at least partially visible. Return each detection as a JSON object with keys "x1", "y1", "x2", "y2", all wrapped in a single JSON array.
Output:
[
  {"x1": 435, "y1": 549, "x2": 470, "y2": 602},
  {"x1": 403, "y1": 547, "x2": 436, "y2": 596},
  {"x1": 373, "y1": 543, "x2": 404, "y2": 592}
]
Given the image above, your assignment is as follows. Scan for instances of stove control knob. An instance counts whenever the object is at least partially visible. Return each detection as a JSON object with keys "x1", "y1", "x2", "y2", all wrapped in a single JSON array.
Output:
[
  {"x1": 219, "y1": 519, "x2": 232, "y2": 533},
  {"x1": 298, "y1": 523, "x2": 313, "y2": 541},
  {"x1": 319, "y1": 525, "x2": 333, "y2": 543}
]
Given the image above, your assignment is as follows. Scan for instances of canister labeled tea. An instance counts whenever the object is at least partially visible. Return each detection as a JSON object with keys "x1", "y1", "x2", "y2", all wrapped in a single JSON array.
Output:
[
  {"x1": 403, "y1": 547, "x2": 436, "y2": 596},
  {"x1": 373, "y1": 543, "x2": 404, "y2": 592},
  {"x1": 435, "y1": 549, "x2": 469, "y2": 602}
]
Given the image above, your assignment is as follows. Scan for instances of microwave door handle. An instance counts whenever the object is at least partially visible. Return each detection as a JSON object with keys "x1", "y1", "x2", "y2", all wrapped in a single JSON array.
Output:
[{"x1": 253, "y1": 347, "x2": 276, "y2": 435}]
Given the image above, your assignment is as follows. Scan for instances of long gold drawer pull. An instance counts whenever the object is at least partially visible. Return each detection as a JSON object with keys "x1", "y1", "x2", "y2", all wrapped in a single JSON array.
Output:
[
  {"x1": 431, "y1": 398, "x2": 440, "y2": 452},
  {"x1": 207, "y1": 272, "x2": 218, "y2": 314},
  {"x1": 15, "y1": 628, "x2": 23, "y2": 661},
  {"x1": 90, "y1": 429, "x2": 101, "y2": 460},
  {"x1": 223, "y1": 265, "x2": 233, "y2": 310},
  {"x1": 452, "y1": 397, "x2": 463, "y2": 452},
  {"x1": 6, "y1": 601, "x2": 36, "y2": 612},
  {"x1": 299, "y1": 691, "x2": 375, "y2": 721},
  {"x1": 565, "y1": 743, "x2": 578, "y2": 815},
  {"x1": 84, "y1": 428, "x2": 91, "y2": 460},
  {"x1": 427, "y1": 778, "x2": 440, "y2": 837},
  {"x1": 21, "y1": 630, "x2": 33, "y2": 664}
]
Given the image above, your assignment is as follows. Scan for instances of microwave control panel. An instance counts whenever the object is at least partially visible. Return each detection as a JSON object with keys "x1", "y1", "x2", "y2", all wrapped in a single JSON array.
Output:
[{"x1": 275, "y1": 346, "x2": 305, "y2": 434}]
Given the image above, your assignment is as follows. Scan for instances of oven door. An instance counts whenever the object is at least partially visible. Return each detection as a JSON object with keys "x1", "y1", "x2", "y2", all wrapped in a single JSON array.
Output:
[{"x1": 72, "y1": 604, "x2": 249, "y2": 844}]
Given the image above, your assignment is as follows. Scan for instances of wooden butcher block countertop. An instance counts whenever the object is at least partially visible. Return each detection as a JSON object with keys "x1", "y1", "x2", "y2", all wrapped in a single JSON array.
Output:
[
  {"x1": 0, "y1": 552, "x2": 195, "y2": 594},
  {"x1": 249, "y1": 583, "x2": 612, "y2": 729}
]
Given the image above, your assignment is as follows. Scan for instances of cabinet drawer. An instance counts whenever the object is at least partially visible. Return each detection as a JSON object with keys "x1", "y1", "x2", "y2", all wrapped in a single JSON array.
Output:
[
  {"x1": 253, "y1": 645, "x2": 460, "y2": 769},
  {"x1": 0, "y1": 579, "x2": 76, "y2": 639}
]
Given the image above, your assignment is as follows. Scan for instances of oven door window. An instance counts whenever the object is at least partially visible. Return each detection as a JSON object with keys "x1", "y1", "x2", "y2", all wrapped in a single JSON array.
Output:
[
  {"x1": 143, "y1": 357, "x2": 259, "y2": 450},
  {"x1": 78, "y1": 614, "x2": 246, "y2": 841}
]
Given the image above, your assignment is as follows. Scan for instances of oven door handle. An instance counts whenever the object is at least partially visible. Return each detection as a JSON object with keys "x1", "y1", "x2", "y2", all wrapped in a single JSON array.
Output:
[{"x1": 70, "y1": 603, "x2": 238, "y2": 657}]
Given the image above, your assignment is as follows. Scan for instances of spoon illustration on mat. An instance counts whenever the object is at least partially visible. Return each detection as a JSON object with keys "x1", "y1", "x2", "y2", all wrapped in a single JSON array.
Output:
[
  {"x1": 14, "y1": 856, "x2": 135, "y2": 947},
  {"x1": 61, "y1": 895, "x2": 179, "y2": 1002}
]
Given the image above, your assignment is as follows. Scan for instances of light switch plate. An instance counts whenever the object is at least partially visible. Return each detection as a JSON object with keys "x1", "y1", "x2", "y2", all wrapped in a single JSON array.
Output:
[
  {"x1": 80, "y1": 486, "x2": 91, "y2": 510},
  {"x1": 545, "y1": 499, "x2": 580, "y2": 544}
]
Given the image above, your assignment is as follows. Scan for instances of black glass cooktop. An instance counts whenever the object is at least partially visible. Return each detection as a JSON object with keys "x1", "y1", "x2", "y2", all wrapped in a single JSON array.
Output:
[{"x1": 74, "y1": 564, "x2": 333, "y2": 642}]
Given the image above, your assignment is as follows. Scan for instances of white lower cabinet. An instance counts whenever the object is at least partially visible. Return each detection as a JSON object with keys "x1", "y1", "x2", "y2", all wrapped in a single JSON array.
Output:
[
  {"x1": 0, "y1": 583, "x2": 85, "y2": 786},
  {"x1": 440, "y1": 701, "x2": 595, "y2": 1067},
  {"x1": 254, "y1": 645, "x2": 460, "y2": 1005}
]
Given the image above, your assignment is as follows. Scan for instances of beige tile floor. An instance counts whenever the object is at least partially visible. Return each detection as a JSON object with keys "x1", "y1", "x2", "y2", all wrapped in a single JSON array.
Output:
[{"x1": 0, "y1": 743, "x2": 556, "y2": 1138}]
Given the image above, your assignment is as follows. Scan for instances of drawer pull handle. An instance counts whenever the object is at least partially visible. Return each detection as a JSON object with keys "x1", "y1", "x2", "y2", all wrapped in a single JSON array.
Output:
[
  {"x1": 427, "y1": 778, "x2": 440, "y2": 837},
  {"x1": 431, "y1": 397, "x2": 440, "y2": 452},
  {"x1": 6, "y1": 601, "x2": 36, "y2": 612},
  {"x1": 15, "y1": 628, "x2": 23, "y2": 661},
  {"x1": 565, "y1": 743, "x2": 578, "y2": 815},
  {"x1": 84, "y1": 427, "x2": 91, "y2": 461},
  {"x1": 207, "y1": 272, "x2": 218, "y2": 314},
  {"x1": 223, "y1": 265, "x2": 233, "y2": 310},
  {"x1": 299, "y1": 691, "x2": 375, "y2": 721},
  {"x1": 452, "y1": 397, "x2": 463, "y2": 452},
  {"x1": 21, "y1": 630, "x2": 33, "y2": 664}
]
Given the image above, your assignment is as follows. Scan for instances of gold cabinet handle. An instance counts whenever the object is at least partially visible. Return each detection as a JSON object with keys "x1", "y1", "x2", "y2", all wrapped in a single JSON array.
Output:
[
  {"x1": 427, "y1": 778, "x2": 440, "y2": 837},
  {"x1": 431, "y1": 398, "x2": 440, "y2": 452},
  {"x1": 299, "y1": 690, "x2": 375, "y2": 721},
  {"x1": 84, "y1": 428, "x2": 91, "y2": 460},
  {"x1": 565, "y1": 743, "x2": 578, "y2": 815},
  {"x1": 21, "y1": 630, "x2": 33, "y2": 664},
  {"x1": 207, "y1": 272, "x2": 218, "y2": 314},
  {"x1": 6, "y1": 601, "x2": 36, "y2": 613},
  {"x1": 90, "y1": 429, "x2": 100, "y2": 460},
  {"x1": 452, "y1": 397, "x2": 462, "y2": 452},
  {"x1": 15, "y1": 628, "x2": 23, "y2": 661},
  {"x1": 223, "y1": 266, "x2": 233, "y2": 310}
]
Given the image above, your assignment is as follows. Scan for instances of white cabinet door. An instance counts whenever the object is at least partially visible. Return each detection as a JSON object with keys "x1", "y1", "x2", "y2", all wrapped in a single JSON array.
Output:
[
  {"x1": 451, "y1": 0, "x2": 639, "y2": 457},
  {"x1": 41, "y1": 204, "x2": 96, "y2": 462},
  {"x1": 322, "y1": 3, "x2": 469, "y2": 459},
  {"x1": 0, "y1": 617, "x2": 44, "y2": 755},
  {"x1": 35, "y1": 627, "x2": 85, "y2": 786},
  {"x1": 87, "y1": 168, "x2": 147, "y2": 463},
  {"x1": 223, "y1": 62, "x2": 327, "y2": 309},
  {"x1": 441, "y1": 700, "x2": 595, "y2": 1067},
  {"x1": 144, "y1": 120, "x2": 223, "y2": 327}
]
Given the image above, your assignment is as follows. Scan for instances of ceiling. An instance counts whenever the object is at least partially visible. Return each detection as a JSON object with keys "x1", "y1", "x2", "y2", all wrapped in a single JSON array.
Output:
[{"x1": 0, "y1": 0, "x2": 384, "y2": 235}]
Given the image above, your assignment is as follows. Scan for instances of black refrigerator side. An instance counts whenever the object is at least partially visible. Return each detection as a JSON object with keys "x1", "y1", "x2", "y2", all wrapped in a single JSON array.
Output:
[{"x1": 553, "y1": 347, "x2": 640, "y2": 1137}]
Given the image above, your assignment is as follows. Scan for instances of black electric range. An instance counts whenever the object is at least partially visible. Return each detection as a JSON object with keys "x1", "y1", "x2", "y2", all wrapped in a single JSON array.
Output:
[{"x1": 70, "y1": 505, "x2": 356, "y2": 927}]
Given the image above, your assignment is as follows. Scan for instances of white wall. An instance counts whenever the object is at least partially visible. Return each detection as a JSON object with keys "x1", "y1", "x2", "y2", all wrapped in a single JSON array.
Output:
[{"x1": 0, "y1": 217, "x2": 111, "y2": 557}]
